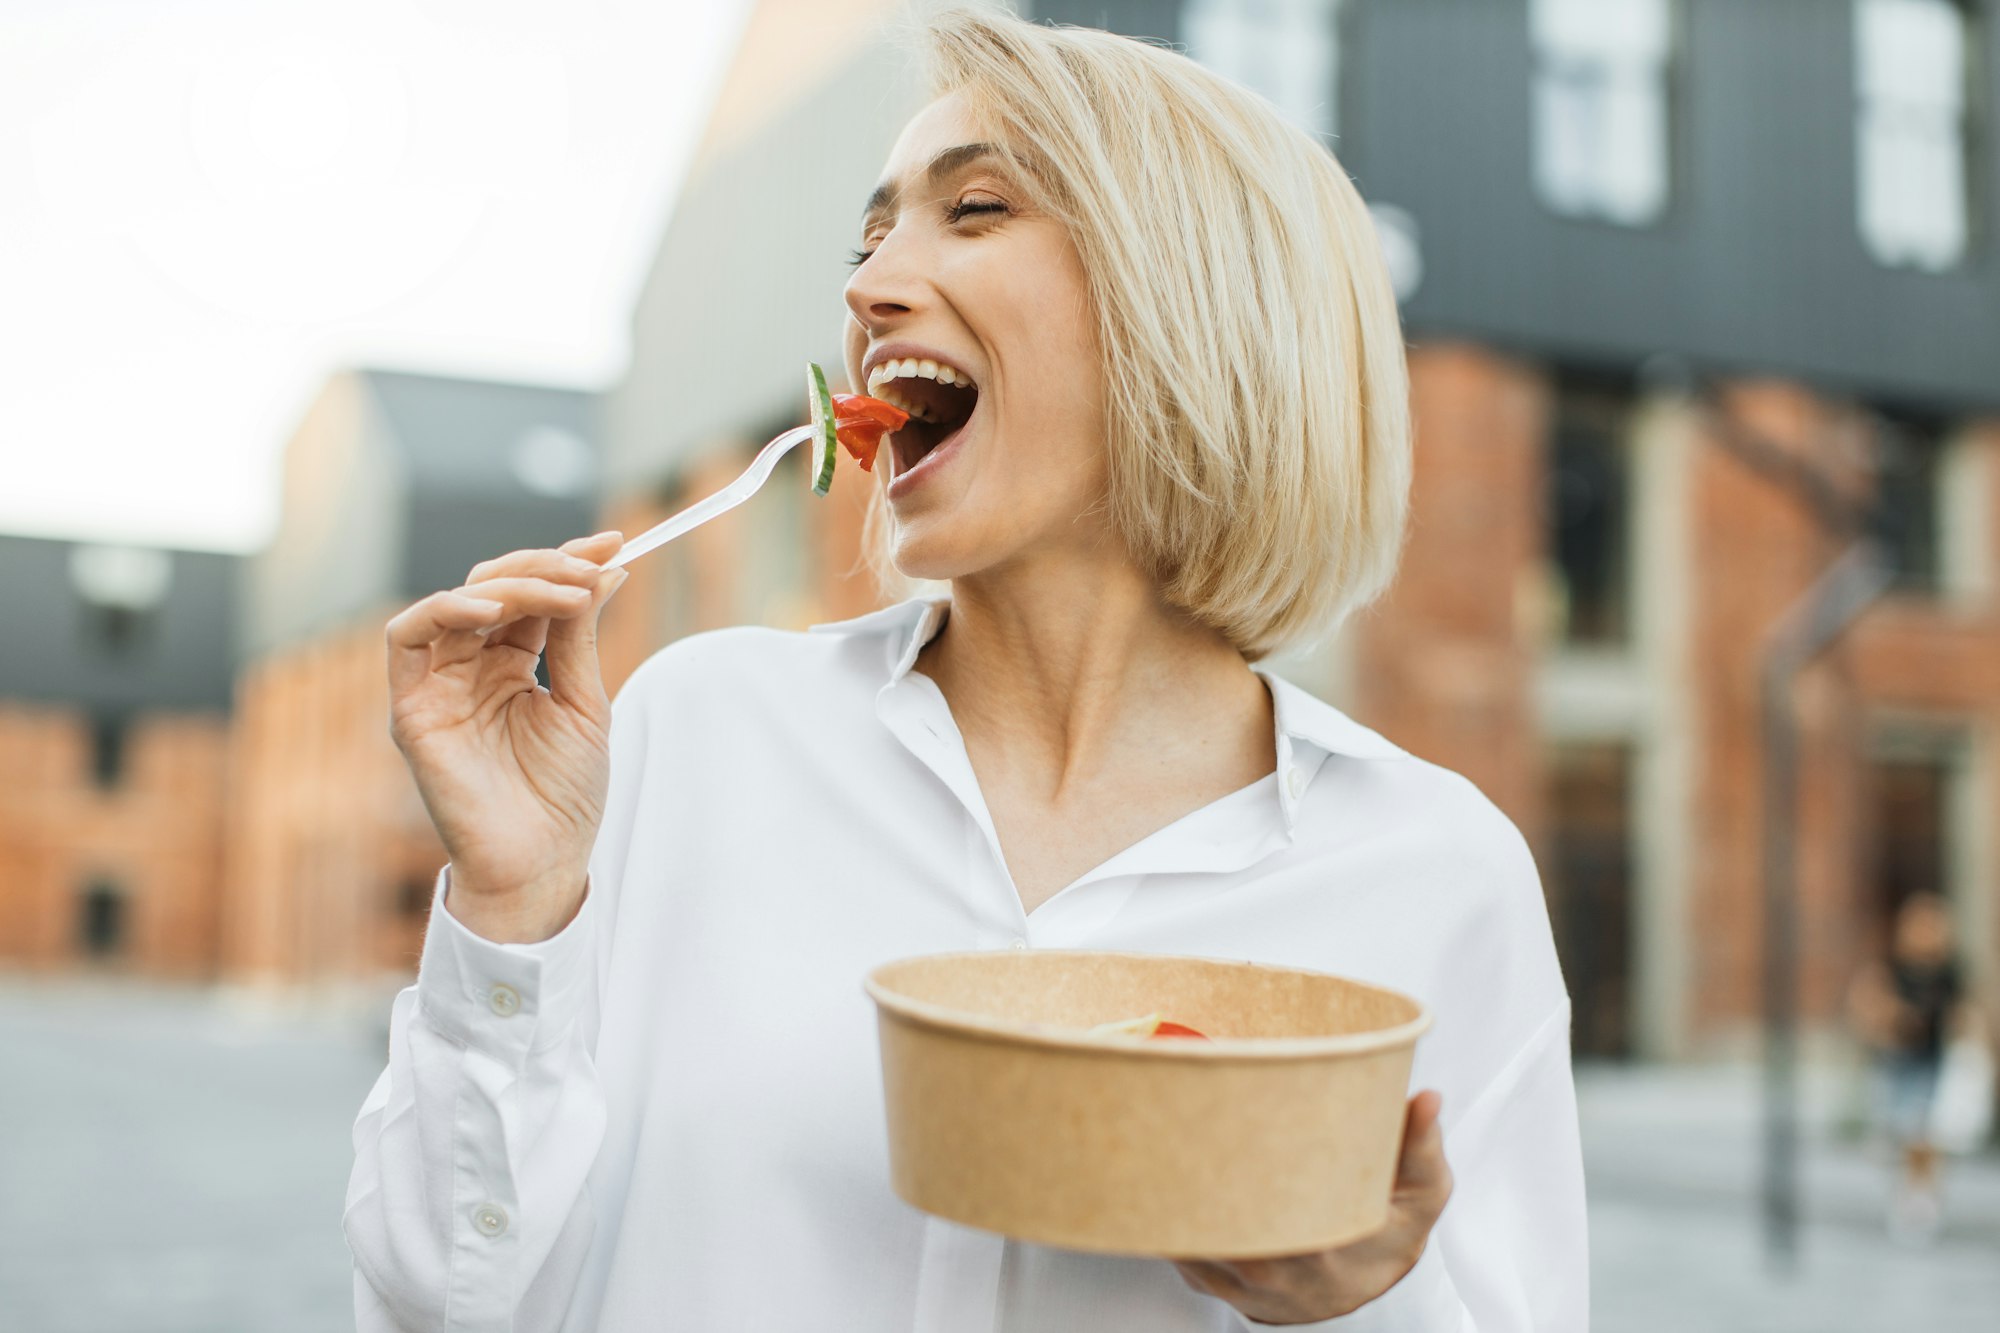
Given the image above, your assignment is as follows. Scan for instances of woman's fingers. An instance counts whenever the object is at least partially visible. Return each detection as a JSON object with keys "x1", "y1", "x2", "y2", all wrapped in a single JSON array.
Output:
[
  {"x1": 461, "y1": 537, "x2": 622, "y2": 642},
  {"x1": 1393, "y1": 1090, "x2": 1452, "y2": 1206},
  {"x1": 385, "y1": 533, "x2": 626, "y2": 707},
  {"x1": 455, "y1": 574, "x2": 597, "y2": 621},
  {"x1": 386, "y1": 590, "x2": 506, "y2": 699},
  {"x1": 545, "y1": 562, "x2": 627, "y2": 711},
  {"x1": 558, "y1": 530, "x2": 624, "y2": 561},
  {"x1": 467, "y1": 538, "x2": 617, "y2": 591},
  {"x1": 1172, "y1": 1260, "x2": 1244, "y2": 1300}
]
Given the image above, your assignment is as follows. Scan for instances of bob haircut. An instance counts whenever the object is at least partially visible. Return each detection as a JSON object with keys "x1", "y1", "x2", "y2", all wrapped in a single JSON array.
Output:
[{"x1": 857, "y1": 6, "x2": 1411, "y2": 663}]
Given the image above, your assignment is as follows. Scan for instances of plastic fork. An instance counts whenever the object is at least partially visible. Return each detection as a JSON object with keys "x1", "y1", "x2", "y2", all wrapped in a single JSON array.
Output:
[{"x1": 603, "y1": 424, "x2": 819, "y2": 571}]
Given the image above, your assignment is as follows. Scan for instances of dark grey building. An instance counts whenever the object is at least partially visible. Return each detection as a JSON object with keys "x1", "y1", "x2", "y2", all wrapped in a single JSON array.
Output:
[
  {"x1": 242, "y1": 368, "x2": 602, "y2": 675},
  {"x1": 0, "y1": 534, "x2": 238, "y2": 782},
  {"x1": 1035, "y1": 0, "x2": 1999, "y2": 411}
]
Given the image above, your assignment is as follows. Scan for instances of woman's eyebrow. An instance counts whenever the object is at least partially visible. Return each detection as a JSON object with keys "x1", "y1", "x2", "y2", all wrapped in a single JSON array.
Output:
[{"x1": 860, "y1": 142, "x2": 1002, "y2": 226}]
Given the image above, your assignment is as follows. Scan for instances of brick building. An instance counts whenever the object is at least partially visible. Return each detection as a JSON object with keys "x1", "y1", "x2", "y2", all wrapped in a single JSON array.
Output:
[
  {"x1": 0, "y1": 369, "x2": 602, "y2": 990},
  {"x1": 221, "y1": 368, "x2": 602, "y2": 989},
  {"x1": 7, "y1": 0, "x2": 1996, "y2": 1077},
  {"x1": 0, "y1": 535, "x2": 235, "y2": 977},
  {"x1": 597, "y1": 0, "x2": 2000, "y2": 1062}
]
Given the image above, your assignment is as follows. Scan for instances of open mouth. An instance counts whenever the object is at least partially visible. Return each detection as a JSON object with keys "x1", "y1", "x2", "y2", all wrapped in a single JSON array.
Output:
[{"x1": 865, "y1": 357, "x2": 980, "y2": 477}]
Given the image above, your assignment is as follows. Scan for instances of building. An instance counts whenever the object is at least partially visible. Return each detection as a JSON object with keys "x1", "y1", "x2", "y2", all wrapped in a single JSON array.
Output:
[
  {"x1": 223, "y1": 368, "x2": 602, "y2": 988},
  {"x1": 8, "y1": 0, "x2": 1993, "y2": 1063},
  {"x1": 0, "y1": 535, "x2": 236, "y2": 976},
  {"x1": 0, "y1": 368, "x2": 602, "y2": 988},
  {"x1": 597, "y1": 0, "x2": 2000, "y2": 1060}
]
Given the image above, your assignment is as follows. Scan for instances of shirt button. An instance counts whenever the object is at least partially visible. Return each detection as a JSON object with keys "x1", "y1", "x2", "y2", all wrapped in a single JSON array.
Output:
[
  {"x1": 1287, "y1": 767, "x2": 1308, "y2": 800},
  {"x1": 471, "y1": 1202, "x2": 509, "y2": 1237},
  {"x1": 488, "y1": 984, "x2": 520, "y2": 1018},
  {"x1": 1011, "y1": 936, "x2": 1028, "y2": 950}
]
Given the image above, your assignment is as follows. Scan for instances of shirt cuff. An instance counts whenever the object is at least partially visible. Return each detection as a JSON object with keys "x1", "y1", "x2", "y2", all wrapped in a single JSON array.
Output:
[
  {"x1": 1237, "y1": 1237, "x2": 1461, "y2": 1332},
  {"x1": 412, "y1": 863, "x2": 597, "y2": 1072}
]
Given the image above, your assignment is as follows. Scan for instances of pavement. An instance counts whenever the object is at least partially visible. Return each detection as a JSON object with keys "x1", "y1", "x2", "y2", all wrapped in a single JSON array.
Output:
[
  {"x1": 0, "y1": 973, "x2": 1995, "y2": 1332},
  {"x1": 1577, "y1": 1061, "x2": 2000, "y2": 1332},
  {"x1": 0, "y1": 975, "x2": 387, "y2": 1333}
]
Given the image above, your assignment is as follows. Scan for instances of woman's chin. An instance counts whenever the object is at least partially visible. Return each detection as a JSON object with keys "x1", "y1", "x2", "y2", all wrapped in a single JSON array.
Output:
[{"x1": 889, "y1": 519, "x2": 991, "y2": 585}]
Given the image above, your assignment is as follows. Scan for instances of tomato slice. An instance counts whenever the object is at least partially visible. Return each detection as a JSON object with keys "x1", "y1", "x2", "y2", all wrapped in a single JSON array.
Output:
[
  {"x1": 1150, "y1": 1020, "x2": 1209, "y2": 1040},
  {"x1": 831, "y1": 392, "x2": 908, "y2": 473},
  {"x1": 836, "y1": 422, "x2": 885, "y2": 471},
  {"x1": 833, "y1": 392, "x2": 907, "y2": 430}
]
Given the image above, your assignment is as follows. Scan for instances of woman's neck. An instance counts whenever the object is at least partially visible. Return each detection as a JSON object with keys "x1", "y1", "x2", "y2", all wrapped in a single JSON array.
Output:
[{"x1": 913, "y1": 555, "x2": 1272, "y2": 796}]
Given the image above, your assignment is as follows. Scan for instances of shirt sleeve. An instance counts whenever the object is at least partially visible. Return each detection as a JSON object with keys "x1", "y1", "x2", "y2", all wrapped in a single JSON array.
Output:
[
  {"x1": 343, "y1": 864, "x2": 610, "y2": 1332},
  {"x1": 1234, "y1": 1003, "x2": 1587, "y2": 1332},
  {"x1": 345, "y1": 651, "x2": 667, "y2": 1331}
]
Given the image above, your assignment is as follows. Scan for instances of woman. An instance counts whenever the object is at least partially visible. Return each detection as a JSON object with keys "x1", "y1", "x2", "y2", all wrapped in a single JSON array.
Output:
[
  {"x1": 348, "y1": 11, "x2": 1585, "y2": 1330},
  {"x1": 1848, "y1": 891, "x2": 1979, "y2": 1243}
]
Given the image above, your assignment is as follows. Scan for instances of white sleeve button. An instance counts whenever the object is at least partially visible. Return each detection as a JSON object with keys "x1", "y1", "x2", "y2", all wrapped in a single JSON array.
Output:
[
  {"x1": 488, "y1": 984, "x2": 521, "y2": 1018},
  {"x1": 471, "y1": 1202, "x2": 509, "y2": 1237}
]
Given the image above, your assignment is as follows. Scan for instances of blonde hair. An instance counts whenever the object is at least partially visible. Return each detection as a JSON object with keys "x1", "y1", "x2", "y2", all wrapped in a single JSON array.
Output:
[{"x1": 859, "y1": 6, "x2": 1411, "y2": 662}]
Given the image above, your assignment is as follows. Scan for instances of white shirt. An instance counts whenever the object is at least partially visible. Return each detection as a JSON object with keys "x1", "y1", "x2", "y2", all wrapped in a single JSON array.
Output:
[{"x1": 346, "y1": 596, "x2": 1587, "y2": 1332}]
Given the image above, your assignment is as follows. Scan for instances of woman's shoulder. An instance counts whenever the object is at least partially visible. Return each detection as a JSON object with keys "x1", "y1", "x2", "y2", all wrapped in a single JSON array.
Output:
[
  {"x1": 610, "y1": 604, "x2": 924, "y2": 719},
  {"x1": 1266, "y1": 671, "x2": 1531, "y2": 863}
]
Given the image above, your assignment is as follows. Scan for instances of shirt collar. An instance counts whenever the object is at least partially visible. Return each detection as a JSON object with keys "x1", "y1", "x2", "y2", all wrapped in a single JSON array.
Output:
[{"x1": 807, "y1": 595, "x2": 1403, "y2": 766}]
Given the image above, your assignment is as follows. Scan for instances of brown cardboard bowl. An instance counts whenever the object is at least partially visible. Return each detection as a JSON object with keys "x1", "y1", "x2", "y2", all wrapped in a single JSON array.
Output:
[{"x1": 863, "y1": 949, "x2": 1431, "y2": 1258}]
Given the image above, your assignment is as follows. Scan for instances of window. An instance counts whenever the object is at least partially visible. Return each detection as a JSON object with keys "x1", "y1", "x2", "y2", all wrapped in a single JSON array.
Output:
[
  {"x1": 82, "y1": 604, "x2": 161, "y2": 655},
  {"x1": 69, "y1": 543, "x2": 171, "y2": 657},
  {"x1": 1869, "y1": 404, "x2": 1947, "y2": 593},
  {"x1": 1871, "y1": 753, "x2": 1949, "y2": 926},
  {"x1": 1545, "y1": 743, "x2": 1634, "y2": 1058},
  {"x1": 1183, "y1": 0, "x2": 1343, "y2": 141},
  {"x1": 77, "y1": 878, "x2": 127, "y2": 958},
  {"x1": 1855, "y1": 0, "x2": 1974, "y2": 272},
  {"x1": 89, "y1": 711, "x2": 130, "y2": 788},
  {"x1": 1543, "y1": 370, "x2": 1637, "y2": 646},
  {"x1": 1530, "y1": 0, "x2": 1673, "y2": 226}
]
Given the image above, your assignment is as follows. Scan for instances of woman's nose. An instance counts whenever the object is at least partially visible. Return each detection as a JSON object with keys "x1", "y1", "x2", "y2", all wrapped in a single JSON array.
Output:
[
  {"x1": 844, "y1": 278, "x2": 912, "y2": 330},
  {"x1": 843, "y1": 235, "x2": 922, "y2": 329}
]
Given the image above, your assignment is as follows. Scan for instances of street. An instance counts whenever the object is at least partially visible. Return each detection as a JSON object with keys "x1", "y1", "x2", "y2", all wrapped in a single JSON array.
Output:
[{"x1": 1, "y1": 975, "x2": 1994, "y2": 1331}]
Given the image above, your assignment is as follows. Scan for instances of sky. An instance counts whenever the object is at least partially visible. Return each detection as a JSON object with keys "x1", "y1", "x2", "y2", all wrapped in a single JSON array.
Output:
[{"x1": 0, "y1": 0, "x2": 750, "y2": 554}]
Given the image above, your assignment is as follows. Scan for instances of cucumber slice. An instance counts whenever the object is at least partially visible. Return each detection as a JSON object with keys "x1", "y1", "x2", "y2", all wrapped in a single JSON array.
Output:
[{"x1": 805, "y1": 361, "x2": 838, "y2": 496}]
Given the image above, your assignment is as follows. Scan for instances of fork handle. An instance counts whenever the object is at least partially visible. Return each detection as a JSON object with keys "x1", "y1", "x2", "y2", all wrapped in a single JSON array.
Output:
[{"x1": 605, "y1": 425, "x2": 818, "y2": 570}]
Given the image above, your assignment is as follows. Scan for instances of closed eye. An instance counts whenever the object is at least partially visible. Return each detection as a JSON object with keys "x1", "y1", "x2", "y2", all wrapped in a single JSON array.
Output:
[{"x1": 846, "y1": 199, "x2": 1010, "y2": 268}]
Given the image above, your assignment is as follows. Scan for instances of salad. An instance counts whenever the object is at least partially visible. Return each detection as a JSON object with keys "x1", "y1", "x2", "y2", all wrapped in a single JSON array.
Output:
[
  {"x1": 1085, "y1": 1013, "x2": 1211, "y2": 1041},
  {"x1": 805, "y1": 361, "x2": 908, "y2": 493}
]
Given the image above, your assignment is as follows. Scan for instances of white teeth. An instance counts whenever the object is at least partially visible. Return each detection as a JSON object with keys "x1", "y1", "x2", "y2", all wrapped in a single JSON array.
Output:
[{"x1": 867, "y1": 355, "x2": 978, "y2": 395}]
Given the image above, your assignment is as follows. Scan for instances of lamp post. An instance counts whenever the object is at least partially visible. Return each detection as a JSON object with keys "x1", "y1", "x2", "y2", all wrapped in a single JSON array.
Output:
[{"x1": 1754, "y1": 542, "x2": 1891, "y2": 1267}]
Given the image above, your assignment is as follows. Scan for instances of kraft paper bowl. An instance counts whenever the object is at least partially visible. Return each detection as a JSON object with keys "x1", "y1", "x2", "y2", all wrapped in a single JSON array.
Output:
[{"x1": 862, "y1": 949, "x2": 1431, "y2": 1258}]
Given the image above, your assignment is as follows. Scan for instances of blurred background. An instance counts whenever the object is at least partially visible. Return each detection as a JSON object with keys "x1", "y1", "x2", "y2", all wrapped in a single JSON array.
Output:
[{"x1": 2, "y1": 0, "x2": 1996, "y2": 1328}]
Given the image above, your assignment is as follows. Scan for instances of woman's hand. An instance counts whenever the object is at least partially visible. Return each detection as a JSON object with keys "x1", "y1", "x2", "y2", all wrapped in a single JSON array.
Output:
[
  {"x1": 1172, "y1": 1091, "x2": 1452, "y2": 1326},
  {"x1": 384, "y1": 530, "x2": 629, "y2": 943}
]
